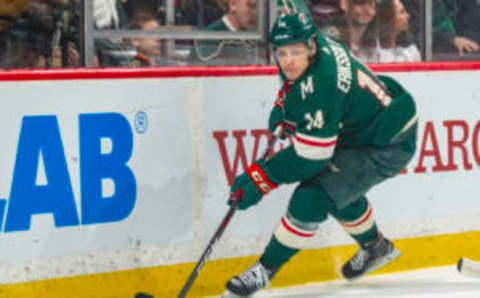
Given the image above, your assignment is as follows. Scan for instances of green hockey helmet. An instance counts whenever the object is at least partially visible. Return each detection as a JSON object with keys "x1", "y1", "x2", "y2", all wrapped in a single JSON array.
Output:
[{"x1": 270, "y1": 12, "x2": 317, "y2": 48}]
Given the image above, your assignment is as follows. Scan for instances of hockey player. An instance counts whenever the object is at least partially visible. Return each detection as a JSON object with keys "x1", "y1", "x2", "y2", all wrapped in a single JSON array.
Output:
[{"x1": 226, "y1": 12, "x2": 418, "y2": 296}]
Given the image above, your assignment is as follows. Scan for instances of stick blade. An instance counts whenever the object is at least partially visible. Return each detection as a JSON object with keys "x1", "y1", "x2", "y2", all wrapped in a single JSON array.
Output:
[
  {"x1": 457, "y1": 257, "x2": 464, "y2": 272},
  {"x1": 457, "y1": 257, "x2": 480, "y2": 278},
  {"x1": 135, "y1": 292, "x2": 154, "y2": 298}
]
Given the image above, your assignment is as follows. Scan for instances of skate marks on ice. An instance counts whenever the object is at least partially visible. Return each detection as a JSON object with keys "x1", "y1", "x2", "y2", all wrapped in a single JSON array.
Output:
[{"x1": 211, "y1": 265, "x2": 480, "y2": 298}]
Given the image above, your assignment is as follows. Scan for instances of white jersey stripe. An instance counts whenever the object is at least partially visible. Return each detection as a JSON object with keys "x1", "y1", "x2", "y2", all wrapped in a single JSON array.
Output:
[
  {"x1": 340, "y1": 204, "x2": 376, "y2": 235},
  {"x1": 274, "y1": 215, "x2": 316, "y2": 249},
  {"x1": 293, "y1": 133, "x2": 337, "y2": 160}
]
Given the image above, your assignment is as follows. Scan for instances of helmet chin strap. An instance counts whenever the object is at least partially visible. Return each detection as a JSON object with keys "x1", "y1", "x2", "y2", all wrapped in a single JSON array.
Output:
[{"x1": 307, "y1": 37, "x2": 317, "y2": 57}]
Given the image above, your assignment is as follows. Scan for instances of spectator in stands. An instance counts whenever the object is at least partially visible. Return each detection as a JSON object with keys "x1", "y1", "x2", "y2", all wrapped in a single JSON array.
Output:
[
  {"x1": 321, "y1": 0, "x2": 378, "y2": 62},
  {"x1": 93, "y1": 0, "x2": 128, "y2": 29},
  {"x1": 34, "y1": 0, "x2": 80, "y2": 68},
  {"x1": 94, "y1": 0, "x2": 130, "y2": 66},
  {"x1": 0, "y1": 0, "x2": 31, "y2": 67},
  {"x1": 178, "y1": 0, "x2": 224, "y2": 26},
  {"x1": 374, "y1": 0, "x2": 421, "y2": 62},
  {"x1": 0, "y1": 0, "x2": 30, "y2": 32},
  {"x1": 0, "y1": 0, "x2": 79, "y2": 68},
  {"x1": 123, "y1": 0, "x2": 164, "y2": 21},
  {"x1": 96, "y1": 9, "x2": 164, "y2": 67},
  {"x1": 444, "y1": 0, "x2": 480, "y2": 58},
  {"x1": 215, "y1": 0, "x2": 257, "y2": 30},
  {"x1": 308, "y1": 0, "x2": 342, "y2": 28},
  {"x1": 193, "y1": 0, "x2": 265, "y2": 65},
  {"x1": 403, "y1": 0, "x2": 479, "y2": 59},
  {"x1": 127, "y1": 12, "x2": 162, "y2": 66}
]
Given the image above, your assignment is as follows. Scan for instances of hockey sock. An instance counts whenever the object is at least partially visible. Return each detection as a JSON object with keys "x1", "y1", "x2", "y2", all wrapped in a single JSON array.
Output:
[
  {"x1": 333, "y1": 196, "x2": 379, "y2": 246},
  {"x1": 260, "y1": 236, "x2": 299, "y2": 270},
  {"x1": 260, "y1": 211, "x2": 320, "y2": 270}
]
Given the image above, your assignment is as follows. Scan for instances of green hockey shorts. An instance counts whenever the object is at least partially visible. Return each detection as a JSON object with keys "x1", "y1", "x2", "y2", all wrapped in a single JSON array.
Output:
[{"x1": 295, "y1": 124, "x2": 417, "y2": 211}]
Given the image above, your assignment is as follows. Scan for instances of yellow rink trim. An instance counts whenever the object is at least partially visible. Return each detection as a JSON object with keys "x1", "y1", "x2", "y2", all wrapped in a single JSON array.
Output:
[{"x1": 1, "y1": 230, "x2": 480, "y2": 298}]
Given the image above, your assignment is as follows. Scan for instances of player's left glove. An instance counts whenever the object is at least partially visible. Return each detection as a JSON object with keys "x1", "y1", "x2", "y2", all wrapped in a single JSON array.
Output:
[{"x1": 228, "y1": 160, "x2": 279, "y2": 210}]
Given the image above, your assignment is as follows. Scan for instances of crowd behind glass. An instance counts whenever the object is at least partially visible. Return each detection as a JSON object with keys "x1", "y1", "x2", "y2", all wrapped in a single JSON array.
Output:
[{"x1": 0, "y1": 0, "x2": 479, "y2": 69}]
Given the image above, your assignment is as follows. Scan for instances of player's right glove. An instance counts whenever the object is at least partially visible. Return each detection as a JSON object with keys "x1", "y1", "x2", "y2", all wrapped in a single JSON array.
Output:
[
  {"x1": 228, "y1": 160, "x2": 278, "y2": 210},
  {"x1": 268, "y1": 106, "x2": 297, "y2": 139}
]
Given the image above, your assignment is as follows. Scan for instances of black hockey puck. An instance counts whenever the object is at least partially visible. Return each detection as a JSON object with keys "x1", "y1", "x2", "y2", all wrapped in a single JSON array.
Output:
[
  {"x1": 135, "y1": 292, "x2": 154, "y2": 298},
  {"x1": 457, "y1": 257, "x2": 464, "y2": 272}
]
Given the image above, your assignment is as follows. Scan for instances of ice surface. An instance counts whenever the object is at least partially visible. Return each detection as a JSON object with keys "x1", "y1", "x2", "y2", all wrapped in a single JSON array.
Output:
[{"x1": 219, "y1": 265, "x2": 480, "y2": 298}]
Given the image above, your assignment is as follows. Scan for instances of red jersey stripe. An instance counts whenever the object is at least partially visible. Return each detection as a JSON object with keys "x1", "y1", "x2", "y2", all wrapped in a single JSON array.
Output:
[
  {"x1": 342, "y1": 207, "x2": 373, "y2": 228},
  {"x1": 281, "y1": 218, "x2": 315, "y2": 238},
  {"x1": 295, "y1": 135, "x2": 337, "y2": 147}
]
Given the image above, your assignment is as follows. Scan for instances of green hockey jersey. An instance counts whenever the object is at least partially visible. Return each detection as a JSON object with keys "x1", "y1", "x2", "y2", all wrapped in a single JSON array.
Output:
[{"x1": 266, "y1": 34, "x2": 418, "y2": 184}]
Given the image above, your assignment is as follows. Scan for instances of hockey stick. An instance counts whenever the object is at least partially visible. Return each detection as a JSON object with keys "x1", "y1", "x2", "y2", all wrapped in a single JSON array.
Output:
[
  {"x1": 135, "y1": 293, "x2": 153, "y2": 298},
  {"x1": 177, "y1": 135, "x2": 278, "y2": 298},
  {"x1": 134, "y1": 135, "x2": 278, "y2": 298},
  {"x1": 457, "y1": 257, "x2": 480, "y2": 278}
]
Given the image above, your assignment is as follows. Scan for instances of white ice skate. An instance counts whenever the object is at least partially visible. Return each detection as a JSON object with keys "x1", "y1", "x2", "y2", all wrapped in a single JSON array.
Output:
[
  {"x1": 226, "y1": 262, "x2": 277, "y2": 296},
  {"x1": 342, "y1": 234, "x2": 401, "y2": 280}
]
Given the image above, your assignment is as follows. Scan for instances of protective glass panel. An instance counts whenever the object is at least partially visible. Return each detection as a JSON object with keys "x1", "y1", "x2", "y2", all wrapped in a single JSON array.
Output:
[
  {"x1": 2, "y1": 0, "x2": 479, "y2": 68},
  {"x1": 431, "y1": 0, "x2": 480, "y2": 61},
  {"x1": 312, "y1": 0, "x2": 423, "y2": 63},
  {"x1": 0, "y1": 0, "x2": 81, "y2": 68},
  {"x1": 93, "y1": 0, "x2": 268, "y2": 67},
  {"x1": 96, "y1": 37, "x2": 269, "y2": 67},
  {"x1": 186, "y1": 0, "x2": 267, "y2": 66},
  {"x1": 95, "y1": 37, "x2": 196, "y2": 67},
  {"x1": 192, "y1": 38, "x2": 269, "y2": 66}
]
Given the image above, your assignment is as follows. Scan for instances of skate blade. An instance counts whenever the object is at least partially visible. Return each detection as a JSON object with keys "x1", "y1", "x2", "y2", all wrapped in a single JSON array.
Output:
[
  {"x1": 347, "y1": 248, "x2": 401, "y2": 281},
  {"x1": 205, "y1": 291, "x2": 244, "y2": 298},
  {"x1": 367, "y1": 248, "x2": 401, "y2": 275}
]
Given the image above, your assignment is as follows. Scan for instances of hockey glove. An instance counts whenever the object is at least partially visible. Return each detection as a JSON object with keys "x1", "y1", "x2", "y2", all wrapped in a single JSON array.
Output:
[
  {"x1": 268, "y1": 106, "x2": 297, "y2": 139},
  {"x1": 228, "y1": 160, "x2": 278, "y2": 210}
]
